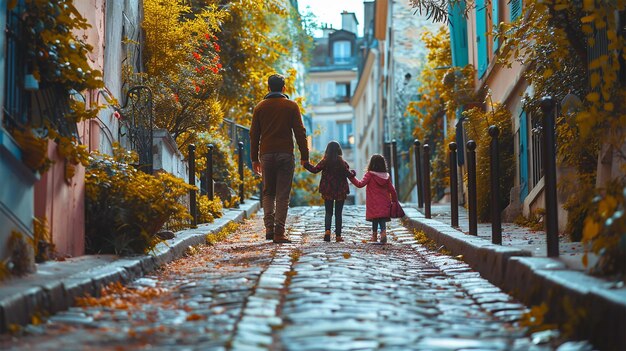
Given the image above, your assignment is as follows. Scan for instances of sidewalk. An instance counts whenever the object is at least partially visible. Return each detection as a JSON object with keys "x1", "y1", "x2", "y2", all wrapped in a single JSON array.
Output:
[
  {"x1": 402, "y1": 203, "x2": 626, "y2": 350},
  {"x1": 0, "y1": 200, "x2": 260, "y2": 333}
]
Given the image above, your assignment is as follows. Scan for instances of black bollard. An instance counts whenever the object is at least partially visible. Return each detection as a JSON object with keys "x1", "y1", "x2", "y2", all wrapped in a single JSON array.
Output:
[
  {"x1": 423, "y1": 144, "x2": 432, "y2": 219},
  {"x1": 383, "y1": 142, "x2": 391, "y2": 167},
  {"x1": 467, "y1": 140, "x2": 477, "y2": 236},
  {"x1": 489, "y1": 126, "x2": 502, "y2": 244},
  {"x1": 188, "y1": 144, "x2": 197, "y2": 227},
  {"x1": 449, "y1": 142, "x2": 459, "y2": 228},
  {"x1": 540, "y1": 97, "x2": 559, "y2": 257},
  {"x1": 207, "y1": 144, "x2": 214, "y2": 201},
  {"x1": 391, "y1": 140, "x2": 399, "y2": 198},
  {"x1": 414, "y1": 139, "x2": 424, "y2": 208},
  {"x1": 238, "y1": 142, "x2": 245, "y2": 205}
]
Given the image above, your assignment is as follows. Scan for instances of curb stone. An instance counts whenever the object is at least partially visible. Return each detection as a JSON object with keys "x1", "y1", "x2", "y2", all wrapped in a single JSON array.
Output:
[
  {"x1": 402, "y1": 208, "x2": 531, "y2": 286},
  {"x1": 401, "y1": 205, "x2": 626, "y2": 350},
  {"x1": 505, "y1": 256, "x2": 626, "y2": 349},
  {"x1": 0, "y1": 200, "x2": 260, "y2": 333}
]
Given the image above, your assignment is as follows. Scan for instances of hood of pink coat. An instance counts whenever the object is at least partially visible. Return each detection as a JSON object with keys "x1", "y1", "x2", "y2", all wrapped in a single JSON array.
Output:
[{"x1": 370, "y1": 171, "x2": 390, "y2": 185}]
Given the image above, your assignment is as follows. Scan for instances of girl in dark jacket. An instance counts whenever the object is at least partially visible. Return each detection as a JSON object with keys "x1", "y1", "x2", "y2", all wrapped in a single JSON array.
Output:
[{"x1": 304, "y1": 141, "x2": 355, "y2": 242}]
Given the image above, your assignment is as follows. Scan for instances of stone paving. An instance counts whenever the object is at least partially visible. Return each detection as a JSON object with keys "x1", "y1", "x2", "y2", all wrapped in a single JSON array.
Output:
[{"x1": 0, "y1": 206, "x2": 592, "y2": 350}]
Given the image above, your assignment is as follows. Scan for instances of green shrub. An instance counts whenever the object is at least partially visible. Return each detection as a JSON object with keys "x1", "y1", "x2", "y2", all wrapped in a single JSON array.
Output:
[
  {"x1": 464, "y1": 103, "x2": 515, "y2": 222},
  {"x1": 197, "y1": 194, "x2": 223, "y2": 223},
  {"x1": 582, "y1": 180, "x2": 626, "y2": 277},
  {"x1": 85, "y1": 147, "x2": 194, "y2": 255}
]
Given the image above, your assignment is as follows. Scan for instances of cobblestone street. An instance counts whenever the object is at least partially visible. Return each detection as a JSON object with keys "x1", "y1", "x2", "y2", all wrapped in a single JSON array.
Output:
[{"x1": 2, "y1": 206, "x2": 568, "y2": 350}]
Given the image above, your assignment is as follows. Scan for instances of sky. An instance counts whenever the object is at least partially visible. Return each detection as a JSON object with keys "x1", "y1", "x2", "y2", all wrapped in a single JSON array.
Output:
[{"x1": 298, "y1": 0, "x2": 366, "y2": 37}]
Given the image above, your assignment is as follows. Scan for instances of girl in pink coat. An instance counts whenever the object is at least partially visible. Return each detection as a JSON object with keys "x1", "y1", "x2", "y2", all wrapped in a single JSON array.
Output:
[{"x1": 349, "y1": 154, "x2": 398, "y2": 244}]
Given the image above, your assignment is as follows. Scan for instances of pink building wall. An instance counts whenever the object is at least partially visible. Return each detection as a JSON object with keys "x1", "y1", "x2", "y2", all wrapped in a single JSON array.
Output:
[{"x1": 34, "y1": 0, "x2": 106, "y2": 257}]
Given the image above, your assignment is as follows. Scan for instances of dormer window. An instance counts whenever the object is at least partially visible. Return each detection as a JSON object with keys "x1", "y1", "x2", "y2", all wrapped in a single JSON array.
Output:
[{"x1": 333, "y1": 40, "x2": 351, "y2": 64}]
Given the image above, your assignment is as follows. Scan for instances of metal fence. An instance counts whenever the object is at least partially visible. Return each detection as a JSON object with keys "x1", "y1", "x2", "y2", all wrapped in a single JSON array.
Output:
[{"x1": 223, "y1": 119, "x2": 251, "y2": 169}]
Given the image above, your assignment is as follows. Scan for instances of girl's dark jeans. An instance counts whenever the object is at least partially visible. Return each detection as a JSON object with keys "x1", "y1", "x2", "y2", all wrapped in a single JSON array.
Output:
[
  {"x1": 372, "y1": 218, "x2": 386, "y2": 232},
  {"x1": 324, "y1": 200, "x2": 345, "y2": 235}
]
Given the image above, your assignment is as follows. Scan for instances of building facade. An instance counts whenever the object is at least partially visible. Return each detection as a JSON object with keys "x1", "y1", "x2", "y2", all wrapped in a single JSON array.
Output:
[
  {"x1": 0, "y1": 1, "x2": 144, "y2": 263},
  {"x1": 306, "y1": 12, "x2": 360, "y2": 203},
  {"x1": 449, "y1": 0, "x2": 572, "y2": 228}
]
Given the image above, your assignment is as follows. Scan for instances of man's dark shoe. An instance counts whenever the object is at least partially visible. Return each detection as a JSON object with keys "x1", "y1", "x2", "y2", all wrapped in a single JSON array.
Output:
[
  {"x1": 265, "y1": 232, "x2": 274, "y2": 240},
  {"x1": 273, "y1": 230, "x2": 291, "y2": 244}
]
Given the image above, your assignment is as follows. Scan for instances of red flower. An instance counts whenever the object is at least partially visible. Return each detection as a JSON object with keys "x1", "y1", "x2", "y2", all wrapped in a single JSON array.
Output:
[
  {"x1": 173, "y1": 93, "x2": 179, "y2": 103},
  {"x1": 213, "y1": 42, "x2": 220, "y2": 52},
  {"x1": 195, "y1": 85, "x2": 200, "y2": 93},
  {"x1": 193, "y1": 52, "x2": 201, "y2": 60},
  {"x1": 216, "y1": 63, "x2": 222, "y2": 69},
  {"x1": 205, "y1": 33, "x2": 210, "y2": 40},
  {"x1": 210, "y1": 67, "x2": 218, "y2": 74}
]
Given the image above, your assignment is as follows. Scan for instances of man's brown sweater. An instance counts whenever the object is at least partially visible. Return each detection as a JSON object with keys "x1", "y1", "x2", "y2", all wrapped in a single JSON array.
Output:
[{"x1": 249, "y1": 94, "x2": 309, "y2": 162}]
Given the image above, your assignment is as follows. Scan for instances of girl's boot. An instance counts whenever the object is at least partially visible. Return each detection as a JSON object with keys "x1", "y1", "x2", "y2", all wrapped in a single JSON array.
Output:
[
  {"x1": 336, "y1": 234, "x2": 344, "y2": 242},
  {"x1": 370, "y1": 232, "x2": 377, "y2": 242},
  {"x1": 380, "y1": 231, "x2": 387, "y2": 244},
  {"x1": 324, "y1": 230, "x2": 331, "y2": 242}
]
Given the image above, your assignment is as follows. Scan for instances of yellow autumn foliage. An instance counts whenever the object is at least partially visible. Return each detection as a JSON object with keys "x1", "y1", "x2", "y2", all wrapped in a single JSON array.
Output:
[
  {"x1": 85, "y1": 145, "x2": 194, "y2": 255},
  {"x1": 407, "y1": 27, "x2": 475, "y2": 199},
  {"x1": 7, "y1": 1, "x2": 104, "y2": 174}
]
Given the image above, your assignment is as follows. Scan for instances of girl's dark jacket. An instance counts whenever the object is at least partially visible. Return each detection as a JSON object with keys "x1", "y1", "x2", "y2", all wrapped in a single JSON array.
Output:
[{"x1": 304, "y1": 158, "x2": 353, "y2": 201}]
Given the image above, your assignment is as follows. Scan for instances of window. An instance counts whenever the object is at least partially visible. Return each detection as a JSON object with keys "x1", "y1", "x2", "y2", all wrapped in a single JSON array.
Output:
[
  {"x1": 337, "y1": 121, "x2": 353, "y2": 149},
  {"x1": 321, "y1": 81, "x2": 336, "y2": 103},
  {"x1": 309, "y1": 83, "x2": 320, "y2": 105},
  {"x1": 333, "y1": 40, "x2": 351, "y2": 64},
  {"x1": 335, "y1": 83, "x2": 350, "y2": 102},
  {"x1": 4, "y1": 4, "x2": 29, "y2": 130}
]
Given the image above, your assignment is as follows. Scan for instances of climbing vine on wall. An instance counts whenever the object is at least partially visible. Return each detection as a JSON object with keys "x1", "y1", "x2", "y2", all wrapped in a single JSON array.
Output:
[
  {"x1": 464, "y1": 103, "x2": 515, "y2": 222},
  {"x1": 8, "y1": 0, "x2": 104, "y2": 172}
]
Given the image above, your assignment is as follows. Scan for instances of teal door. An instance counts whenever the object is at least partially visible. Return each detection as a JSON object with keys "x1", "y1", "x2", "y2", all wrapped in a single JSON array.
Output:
[{"x1": 519, "y1": 111, "x2": 529, "y2": 202}]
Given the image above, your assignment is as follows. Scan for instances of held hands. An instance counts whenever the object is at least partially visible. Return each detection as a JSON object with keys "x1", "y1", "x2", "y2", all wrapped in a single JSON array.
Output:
[
  {"x1": 252, "y1": 161, "x2": 262, "y2": 175},
  {"x1": 349, "y1": 170, "x2": 356, "y2": 178}
]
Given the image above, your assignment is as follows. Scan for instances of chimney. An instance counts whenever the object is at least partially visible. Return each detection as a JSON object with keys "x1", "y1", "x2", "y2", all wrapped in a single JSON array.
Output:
[
  {"x1": 341, "y1": 11, "x2": 359, "y2": 34},
  {"x1": 363, "y1": 2, "x2": 375, "y2": 40},
  {"x1": 321, "y1": 23, "x2": 335, "y2": 38}
]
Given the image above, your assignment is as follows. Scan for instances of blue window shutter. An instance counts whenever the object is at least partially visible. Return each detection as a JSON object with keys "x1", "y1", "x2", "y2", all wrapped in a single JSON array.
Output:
[
  {"x1": 519, "y1": 110, "x2": 529, "y2": 202},
  {"x1": 492, "y1": 0, "x2": 499, "y2": 52},
  {"x1": 510, "y1": 0, "x2": 522, "y2": 21},
  {"x1": 476, "y1": 0, "x2": 488, "y2": 77},
  {"x1": 448, "y1": 2, "x2": 469, "y2": 67}
]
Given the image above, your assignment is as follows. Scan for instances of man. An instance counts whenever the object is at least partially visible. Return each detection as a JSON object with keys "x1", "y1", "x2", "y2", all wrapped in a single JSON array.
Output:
[{"x1": 250, "y1": 74, "x2": 309, "y2": 243}]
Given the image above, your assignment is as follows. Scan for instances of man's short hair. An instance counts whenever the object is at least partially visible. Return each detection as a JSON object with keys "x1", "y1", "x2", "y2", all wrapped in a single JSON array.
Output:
[{"x1": 268, "y1": 74, "x2": 285, "y2": 92}]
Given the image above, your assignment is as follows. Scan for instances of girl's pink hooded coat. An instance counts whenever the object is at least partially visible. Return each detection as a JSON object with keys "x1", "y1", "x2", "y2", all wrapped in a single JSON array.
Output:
[{"x1": 350, "y1": 171, "x2": 398, "y2": 221}]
